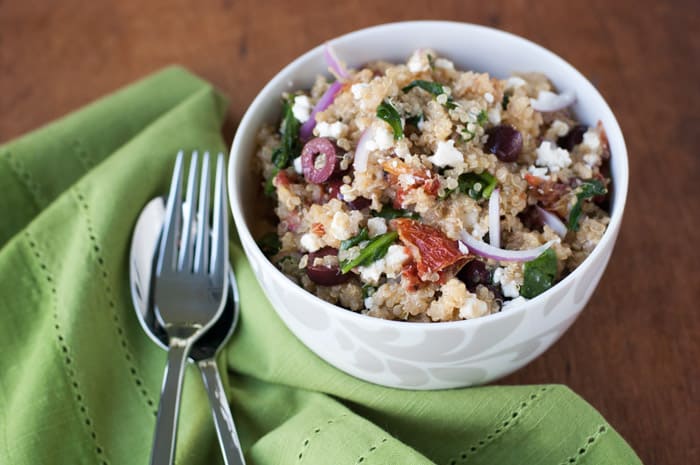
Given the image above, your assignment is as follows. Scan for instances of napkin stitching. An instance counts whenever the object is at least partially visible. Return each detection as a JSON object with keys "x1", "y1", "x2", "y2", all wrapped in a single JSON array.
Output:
[
  {"x1": 72, "y1": 186, "x2": 158, "y2": 415},
  {"x1": 296, "y1": 413, "x2": 348, "y2": 463},
  {"x1": 355, "y1": 437, "x2": 388, "y2": 464},
  {"x1": 24, "y1": 229, "x2": 110, "y2": 465},
  {"x1": 1, "y1": 150, "x2": 46, "y2": 209},
  {"x1": 557, "y1": 424, "x2": 608, "y2": 465},
  {"x1": 446, "y1": 386, "x2": 550, "y2": 464}
]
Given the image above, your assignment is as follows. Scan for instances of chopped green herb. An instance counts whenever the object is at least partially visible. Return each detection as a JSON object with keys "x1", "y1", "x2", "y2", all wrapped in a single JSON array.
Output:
[
  {"x1": 376, "y1": 100, "x2": 404, "y2": 140},
  {"x1": 340, "y1": 231, "x2": 398, "y2": 274},
  {"x1": 477, "y1": 109, "x2": 489, "y2": 126},
  {"x1": 457, "y1": 172, "x2": 498, "y2": 200},
  {"x1": 521, "y1": 248, "x2": 558, "y2": 298},
  {"x1": 567, "y1": 180, "x2": 607, "y2": 231},
  {"x1": 373, "y1": 205, "x2": 419, "y2": 220},
  {"x1": 402, "y1": 80, "x2": 456, "y2": 109},
  {"x1": 273, "y1": 96, "x2": 302, "y2": 170},
  {"x1": 264, "y1": 168, "x2": 279, "y2": 197},
  {"x1": 502, "y1": 93, "x2": 511, "y2": 111},
  {"x1": 340, "y1": 228, "x2": 369, "y2": 251},
  {"x1": 362, "y1": 284, "x2": 377, "y2": 299},
  {"x1": 258, "y1": 232, "x2": 281, "y2": 257},
  {"x1": 427, "y1": 54, "x2": 435, "y2": 70}
]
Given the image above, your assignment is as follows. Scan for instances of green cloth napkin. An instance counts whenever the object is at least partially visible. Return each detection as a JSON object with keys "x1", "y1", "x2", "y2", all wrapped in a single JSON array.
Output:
[{"x1": 0, "y1": 68, "x2": 642, "y2": 465}]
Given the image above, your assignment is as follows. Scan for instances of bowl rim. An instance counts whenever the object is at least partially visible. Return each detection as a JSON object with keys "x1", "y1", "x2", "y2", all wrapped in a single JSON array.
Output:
[{"x1": 228, "y1": 20, "x2": 629, "y2": 329}]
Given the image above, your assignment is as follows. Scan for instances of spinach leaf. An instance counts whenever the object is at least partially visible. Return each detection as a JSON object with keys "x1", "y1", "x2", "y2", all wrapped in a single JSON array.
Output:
[
  {"x1": 568, "y1": 180, "x2": 607, "y2": 231},
  {"x1": 457, "y1": 172, "x2": 498, "y2": 200},
  {"x1": 477, "y1": 109, "x2": 489, "y2": 126},
  {"x1": 372, "y1": 205, "x2": 419, "y2": 220},
  {"x1": 402, "y1": 80, "x2": 456, "y2": 109},
  {"x1": 521, "y1": 248, "x2": 558, "y2": 298},
  {"x1": 258, "y1": 232, "x2": 281, "y2": 256},
  {"x1": 340, "y1": 231, "x2": 398, "y2": 274},
  {"x1": 376, "y1": 100, "x2": 404, "y2": 140},
  {"x1": 273, "y1": 96, "x2": 302, "y2": 169},
  {"x1": 264, "y1": 168, "x2": 279, "y2": 197},
  {"x1": 340, "y1": 228, "x2": 369, "y2": 251},
  {"x1": 362, "y1": 284, "x2": 377, "y2": 299}
]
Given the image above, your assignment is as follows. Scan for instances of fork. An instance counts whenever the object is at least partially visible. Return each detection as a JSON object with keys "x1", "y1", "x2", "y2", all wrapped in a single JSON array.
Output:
[{"x1": 151, "y1": 150, "x2": 229, "y2": 465}]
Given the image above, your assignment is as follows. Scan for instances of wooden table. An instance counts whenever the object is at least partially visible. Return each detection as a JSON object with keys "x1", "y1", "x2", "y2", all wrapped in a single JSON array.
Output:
[{"x1": 1, "y1": 1, "x2": 697, "y2": 463}]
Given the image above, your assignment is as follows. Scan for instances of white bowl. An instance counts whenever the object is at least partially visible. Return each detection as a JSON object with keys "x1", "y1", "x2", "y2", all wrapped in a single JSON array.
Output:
[{"x1": 228, "y1": 21, "x2": 628, "y2": 389}]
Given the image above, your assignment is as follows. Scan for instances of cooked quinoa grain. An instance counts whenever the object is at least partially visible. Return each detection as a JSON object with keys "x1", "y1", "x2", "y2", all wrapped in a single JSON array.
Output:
[{"x1": 255, "y1": 48, "x2": 611, "y2": 322}]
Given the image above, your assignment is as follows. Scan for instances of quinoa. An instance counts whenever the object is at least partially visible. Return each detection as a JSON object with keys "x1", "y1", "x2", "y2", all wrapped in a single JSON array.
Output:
[{"x1": 254, "y1": 48, "x2": 612, "y2": 322}]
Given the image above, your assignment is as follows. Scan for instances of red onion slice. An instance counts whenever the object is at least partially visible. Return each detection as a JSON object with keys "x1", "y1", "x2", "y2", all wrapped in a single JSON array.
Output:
[
  {"x1": 324, "y1": 43, "x2": 351, "y2": 80},
  {"x1": 459, "y1": 230, "x2": 553, "y2": 262},
  {"x1": 536, "y1": 205, "x2": 567, "y2": 238},
  {"x1": 489, "y1": 188, "x2": 501, "y2": 248},
  {"x1": 353, "y1": 127, "x2": 374, "y2": 173},
  {"x1": 299, "y1": 81, "x2": 343, "y2": 142},
  {"x1": 530, "y1": 90, "x2": 576, "y2": 112}
]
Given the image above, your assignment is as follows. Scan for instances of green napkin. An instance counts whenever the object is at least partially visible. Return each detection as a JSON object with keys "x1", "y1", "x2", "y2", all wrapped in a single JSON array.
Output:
[{"x1": 0, "y1": 68, "x2": 641, "y2": 465}]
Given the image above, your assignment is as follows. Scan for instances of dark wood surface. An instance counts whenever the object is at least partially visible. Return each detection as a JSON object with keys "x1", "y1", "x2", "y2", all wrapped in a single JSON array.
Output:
[{"x1": 1, "y1": 1, "x2": 697, "y2": 463}]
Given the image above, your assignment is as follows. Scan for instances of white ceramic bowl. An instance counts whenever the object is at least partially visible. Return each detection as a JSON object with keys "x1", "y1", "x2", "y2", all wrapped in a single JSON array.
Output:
[{"x1": 228, "y1": 21, "x2": 628, "y2": 389}]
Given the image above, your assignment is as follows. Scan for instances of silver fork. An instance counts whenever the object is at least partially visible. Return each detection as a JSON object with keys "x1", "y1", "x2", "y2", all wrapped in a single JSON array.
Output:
[{"x1": 151, "y1": 150, "x2": 229, "y2": 465}]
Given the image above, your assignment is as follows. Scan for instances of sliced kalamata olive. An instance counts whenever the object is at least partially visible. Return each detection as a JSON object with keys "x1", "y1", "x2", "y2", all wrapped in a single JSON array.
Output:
[
  {"x1": 306, "y1": 247, "x2": 351, "y2": 286},
  {"x1": 557, "y1": 124, "x2": 587, "y2": 151},
  {"x1": 301, "y1": 137, "x2": 342, "y2": 184},
  {"x1": 457, "y1": 260, "x2": 491, "y2": 293},
  {"x1": 347, "y1": 196, "x2": 371, "y2": 210},
  {"x1": 484, "y1": 125, "x2": 523, "y2": 162}
]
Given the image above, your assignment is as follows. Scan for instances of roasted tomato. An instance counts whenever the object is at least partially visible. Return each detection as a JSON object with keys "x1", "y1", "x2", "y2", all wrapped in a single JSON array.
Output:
[{"x1": 393, "y1": 218, "x2": 469, "y2": 282}]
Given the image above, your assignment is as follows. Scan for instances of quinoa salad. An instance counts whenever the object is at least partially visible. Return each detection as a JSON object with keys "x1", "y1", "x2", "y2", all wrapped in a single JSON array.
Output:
[{"x1": 254, "y1": 46, "x2": 611, "y2": 322}]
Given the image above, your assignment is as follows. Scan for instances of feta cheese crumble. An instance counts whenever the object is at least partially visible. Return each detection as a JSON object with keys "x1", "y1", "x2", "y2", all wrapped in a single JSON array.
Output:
[
  {"x1": 493, "y1": 267, "x2": 521, "y2": 298},
  {"x1": 535, "y1": 141, "x2": 572, "y2": 172},
  {"x1": 292, "y1": 95, "x2": 312, "y2": 123},
  {"x1": 300, "y1": 233, "x2": 323, "y2": 253},
  {"x1": 315, "y1": 121, "x2": 348, "y2": 139},
  {"x1": 366, "y1": 217, "x2": 388, "y2": 237},
  {"x1": 427, "y1": 140, "x2": 464, "y2": 168}
]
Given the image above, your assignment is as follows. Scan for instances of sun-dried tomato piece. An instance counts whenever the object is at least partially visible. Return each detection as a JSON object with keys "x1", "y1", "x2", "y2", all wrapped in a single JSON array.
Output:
[
  {"x1": 524, "y1": 173, "x2": 570, "y2": 209},
  {"x1": 393, "y1": 218, "x2": 469, "y2": 282},
  {"x1": 401, "y1": 262, "x2": 422, "y2": 292}
]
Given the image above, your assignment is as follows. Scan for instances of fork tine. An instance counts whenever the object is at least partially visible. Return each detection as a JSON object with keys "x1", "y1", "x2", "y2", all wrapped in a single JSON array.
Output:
[
  {"x1": 209, "y1": 153, "x2": 228, "y2": 278},
  {"x1": 157, "y1": 151, "x2": 184, "y2": 276},
  {"x1": 193, "y1": 152, "x2": 211, "y2": 274},
  {"x1": 178, "y1": 152, "x2": 199, "y2": 271}
]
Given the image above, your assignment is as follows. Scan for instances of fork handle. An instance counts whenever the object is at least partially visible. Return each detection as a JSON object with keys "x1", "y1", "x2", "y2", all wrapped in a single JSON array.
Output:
[
  {"x1": 151, "y1": 339, "x2": 190, "y2": 465},
  {"x1": 199, "y1": 360, "x2": 246, "y2": 465}
]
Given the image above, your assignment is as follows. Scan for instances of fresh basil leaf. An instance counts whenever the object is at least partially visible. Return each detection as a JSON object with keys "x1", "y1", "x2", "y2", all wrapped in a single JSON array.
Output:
[
  {"x1": 402, "y1": 80, "x2": 456, "y2": 109},
  {"x1": 373, "y1": 205, "x2": 419, "y2": 220},
  {"x1": 340, "y1": 228, "x2": 369, "y2": 251},
  {"x1": 521, "y1": 248, "x2": 558, "y2": 298},
  {"x1": 376, "y1": 101, "x2": 404, "y2": 140},
  {"x1": 258, "y1": 232, "x2": 281, "y2": 256},
  {"x1": 340, "y1": 231, "x2": 398, "y2": 274},
  {"x1": 457, "y1": 172, "x2": 498, "y2": 200},
  {"x1": 567, "y1": 180, "x2": 607, "y2": 231}
]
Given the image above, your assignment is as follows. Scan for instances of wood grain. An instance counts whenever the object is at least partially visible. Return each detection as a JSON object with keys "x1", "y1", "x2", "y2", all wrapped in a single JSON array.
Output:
[{"x1": 1, "y1": 1, "x2": 697, "y2": 463}]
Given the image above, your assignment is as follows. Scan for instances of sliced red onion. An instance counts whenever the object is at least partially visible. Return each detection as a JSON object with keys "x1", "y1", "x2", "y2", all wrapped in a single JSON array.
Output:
[
  {"x1": 299, "y1": 81, "x2": 343, "y2": 141},
  {"x1": 459, "y1": 230, "x2": 553, "y2": 262},
  {"x1": 353, "y1": 127, "x2": 374, "y2": 173},
  {"x1": 488, "y1": 188, "x2": 501, "y2": 249},
  {"x1": 324, "y1": 43, "x2": 351, "y2": 80},
  {"x1": 536, "y1": 205, "x2": 567, "y2": 238},
  {"x1": 530, "y1": 90, "x2": 576, "y2": 112}
]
